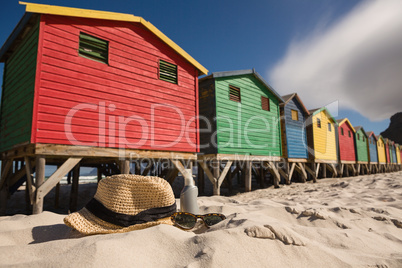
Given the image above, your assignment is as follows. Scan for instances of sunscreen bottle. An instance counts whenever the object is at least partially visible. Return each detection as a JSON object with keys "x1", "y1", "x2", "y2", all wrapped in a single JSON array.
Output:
[{"x1": 180, "y1": 169, "x2": 199, "y2": 214}]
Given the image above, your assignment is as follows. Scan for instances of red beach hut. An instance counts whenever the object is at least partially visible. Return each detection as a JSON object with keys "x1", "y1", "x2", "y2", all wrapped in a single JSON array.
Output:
[
  {"x1": 336, "y1": 119, "x2": 356, "y2": 162},
  {"x1": 0, "y1": 2, "x2": 208, "y2": 214},
  {"x1": 336, "y1": 118, "x2": 356, "y2": 176}
]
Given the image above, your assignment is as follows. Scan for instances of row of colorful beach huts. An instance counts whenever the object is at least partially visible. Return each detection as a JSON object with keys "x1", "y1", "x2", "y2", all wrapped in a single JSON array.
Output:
[{"x1": 0, "y1": 3, "x2": 400, "y2": 214}]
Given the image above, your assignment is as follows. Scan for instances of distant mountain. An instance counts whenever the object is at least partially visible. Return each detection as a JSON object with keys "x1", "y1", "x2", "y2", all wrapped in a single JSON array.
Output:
[{"x1": 380, "y1": 112, "x2": 402, "y2": 144}]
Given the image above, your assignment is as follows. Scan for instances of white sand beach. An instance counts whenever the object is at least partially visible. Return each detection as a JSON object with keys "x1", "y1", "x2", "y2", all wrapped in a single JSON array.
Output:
[{"x1": 1, "y1": 171, "x2": 402, "y2": 267}]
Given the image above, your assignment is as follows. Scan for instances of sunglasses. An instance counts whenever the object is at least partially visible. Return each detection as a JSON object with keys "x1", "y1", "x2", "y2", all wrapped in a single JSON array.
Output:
[{"x1": 171, "y1": 212, "x2": 226, "y2": 230}]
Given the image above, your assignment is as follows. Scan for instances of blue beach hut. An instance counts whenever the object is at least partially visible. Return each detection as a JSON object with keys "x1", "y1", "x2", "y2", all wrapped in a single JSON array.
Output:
[{"x1": 279, "y1": 93, "x2": 313, "y2": 183}]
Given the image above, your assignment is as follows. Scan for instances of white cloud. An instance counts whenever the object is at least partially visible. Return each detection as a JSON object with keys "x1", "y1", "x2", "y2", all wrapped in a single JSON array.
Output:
[{"x1": 269, "y1": 0, "x2": 402, "y2": 121}]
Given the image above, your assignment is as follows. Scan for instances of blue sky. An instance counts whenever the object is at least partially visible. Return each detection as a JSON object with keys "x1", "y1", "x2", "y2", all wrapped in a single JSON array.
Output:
[{"x1": 1, "y1": 0, "x2": 400, "y2": 135}]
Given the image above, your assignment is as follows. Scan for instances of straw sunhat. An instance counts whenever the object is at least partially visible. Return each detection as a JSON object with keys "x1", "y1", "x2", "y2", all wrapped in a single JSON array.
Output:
[{"x1": 64, "y1": 174, "x2": 177, "y2": 235}]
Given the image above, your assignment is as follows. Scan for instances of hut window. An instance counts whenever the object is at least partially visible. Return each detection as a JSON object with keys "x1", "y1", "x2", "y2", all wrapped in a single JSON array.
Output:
[
  {"x1": 159, "y1": 60, "x2": 177, "y2": 84},
  {"x1": 261, "y1": 96, "x2": 270, "y2": 111},
  {"x1": 229, "y1": 85, "x2": 241, "y2": 102},
  {"x1": 357, "y1": 133, "x2": 360, "y2": 140},
  {"x1": 348, "y1": 130, "x2": 351, "y2": 137},
  {"x1": 79, "y1": 32, "x2": 108, "y2": 64},
  {"x1": 328, "y1": 123, "x2": 331, "y2": 132},
  {"x1": 363, "y1": 136, "x2": 365, "y2": 142},
  {"x1": 291, "y1": 110, "x2": 298, "y2": 120},
  {"x1": 341, "y1": 128, "x2": 344, "y2": 136},
  {"x1": 317, "y1": 118, "x2": 321, "y2": 128}
]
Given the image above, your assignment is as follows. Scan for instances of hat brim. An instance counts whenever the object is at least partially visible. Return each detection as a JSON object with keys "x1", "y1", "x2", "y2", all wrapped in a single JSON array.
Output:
[{"x1": 64, "y1": 207, "x2": 174, "y2": 235}]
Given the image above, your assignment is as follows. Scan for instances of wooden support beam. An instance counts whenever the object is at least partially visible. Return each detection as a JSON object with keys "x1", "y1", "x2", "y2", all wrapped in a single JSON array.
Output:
[
  {"x1": 265, "y1": 161, "x2": 280, "y2": 188},
  {"x1": 0, "y1": 159, "x2": 8, "y2": 215},
  {"x1": 24, "y1": 157, "x2": 35, "y2": 205},
  {"x1": 36, "y1": 157, "x2": 82, "y2": 204},
  {"x1": 230, "y1": 164, "x2": 241, "y2": 179},
  {"x1": 245, "y1": 161, "x2": 252, "y2": 192},
  {"x1": 141, "y1": 161, "x2": 153, "y2": 176},
  {"x1": 315, "y1": 163, "x2": 321, "y2": 178},
  {"x1": 288, "y1": 163, "x2": 296, "y2": 183},
  {"x1": 97, "y1": 166, "x2": 103, "y2": 182},
  {"x1": 166, "y1": 167, "x2": 179, "y2": 185},
  {"x1": 217, "y1": 160, "x2": 233, "y2": 189},
  {"x1": 322, "y1": 163, "x2": 327, "y2": 178},
  {"x1": 0, "y1": 160, "x2": 13, "y2": 189},
  {"x1": 197, "y1": 162, "x2": 205, "y2": 194},
  {"x1": 296, "y1": 163, "x2": 307, "y2": 183},
  {"x1": 304, "y1": 164, "x2": 317, "y2": 182},
  {"x1": 345, "y1": 164, "x2": 349, "y2": 177},
  {"x1": 339, "y1": 164, "x2": 344, "y2": 177},
  {"x1": 120, "y1": 159, "x2": 131, "y2": 174},
  {"x1": 350, "y1": 164, "x2": 356, "y2": 176},
  {"x1": 212, "y1": 160, "x2": 221, "y2": 195},
  {"x1": 277, "y1": 167, "x2": 289, "y2": 185},
  {"x1": 330, "y1": 164, "x2": 338, "y2": 177},
  {"x1": 171, "y1": 159, "x2": 193, "y2": 182},
  {"x1": 33, "y1": 156, "x2": 46, "y2": 214},
  {"x1": 69, "y1": 164, "x2": 80, "y2": 213},
  {"x1": 227, "y1": 164, "x2": 234, "y2": 193},
  {"x1": 8, "y1": 165, "x2": 28, "y2": 189},
  {"x1": 134, "y1": 161, "x2": 141, "y2": 175}
]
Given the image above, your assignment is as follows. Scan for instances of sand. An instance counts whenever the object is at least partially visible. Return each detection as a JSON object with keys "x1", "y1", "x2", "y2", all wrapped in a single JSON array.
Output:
[{"x1": 1, "y1": 171, "x2": 402, "y2": 267}]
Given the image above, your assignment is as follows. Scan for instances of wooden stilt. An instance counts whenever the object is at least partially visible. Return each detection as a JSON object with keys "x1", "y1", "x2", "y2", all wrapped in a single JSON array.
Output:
[
  {"x1": 67, "y1": 170, "x2": 72, "y2": 184},
  {"x1": 24, "y1": 157, "x2": 35, "y2": 205},
  {"x1": 322, "y1": 163, "x2": 327, "y2": 178},
  {"x1": 25, "y1": 183, "x2": 31, "y2": 213},
  {"x1": 227, "y1": 164, "x2": 233, "y2": 193},
  {"x1": 0, "y1": 160, "x2": 12, "y2": 190},
  {"x1": 0, "y1": 186, "x2": 8, "y2": 216},
  {"x1": 329, "y1": 164, "x2": 338, "y2": 177},
  {"x1": 69, "y1": 164, "x2": 80, "y2": 213},
  {"x1": 55, "y1": 182, "x2": 60, "y2": 209},
  {"x1": 296, "y1": 163, "x2": 307, "y2": 182},
  {"x1": 97, "y1": 166, "x2": 102, "y2": 182},
  {"x1": 213, "y1": 160, "x2": 221, "y2": 195},
  {"x1": 0, "y1": 160, "x2": 11, "y2": 216},
  {"x1": 134, "y1": 161, "x2": 141, "y2": 175},
  {"x1": 33, "y1": 156, "x2": 46, "y2": 214},
  {"x1": 339, "y1": 164, "x2": 344, "y2": 177},
  {"x1": 259, "y1": 165, "x2": 265, "y2": 188},
  {"x1": 315, "y1": 163, "x2": 320, "y2": 178},
  {"x1": 197, "y1": 162, "x2": 205, "y2": 195},
  {"x1": 141, "y1": 161, "x2": 153, "y2": 176},
  {"x1": 288, "y1": 163, "x2": 296, "y2": 183},
  {"x1": 121, "y1": 159, "x2": 131, "y2": 174},
  {"x1": 245, "y1": 161, "x2": 252, "y2": 192},
  {"x1": 304, "y1": 164, "x2": 317, "y2": 182}
]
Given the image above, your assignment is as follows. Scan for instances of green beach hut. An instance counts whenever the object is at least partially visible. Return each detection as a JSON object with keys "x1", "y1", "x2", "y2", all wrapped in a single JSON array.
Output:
[
  {"x1": 198, "y1": 69, "x2": 284, "y2": 194},
  {"x1": 354, "y1": 126, "x2": 369, "y2": 174}
]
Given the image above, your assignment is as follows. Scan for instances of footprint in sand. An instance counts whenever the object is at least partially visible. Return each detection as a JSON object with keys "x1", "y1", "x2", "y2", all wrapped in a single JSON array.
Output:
[{"x1": 244, "y1": 225, "x2": 306, "y2": 246}]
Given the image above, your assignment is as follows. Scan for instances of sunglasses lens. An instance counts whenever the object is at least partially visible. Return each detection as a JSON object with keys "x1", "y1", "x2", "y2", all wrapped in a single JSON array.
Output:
[
  {"x1": 203, "y1": 215, "x2": 225, "y2": 227},
  {"x1": 173, "y1": 213, "x2": 197, "y2": 229}
]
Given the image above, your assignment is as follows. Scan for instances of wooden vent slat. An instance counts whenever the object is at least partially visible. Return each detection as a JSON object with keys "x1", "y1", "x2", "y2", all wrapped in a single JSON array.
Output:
[
  {"x1": 159, "y1": 60, "x2": 177, "y2": 84},
  {"x1": 79, "y1": 32, "x2": 108, "y2": 64},
  {"x1": 261, "y1": 96, "x2": 270, "y2": 111},
  {"x1": 229, "y1": 85, "x2": 241, "y2": 102}
]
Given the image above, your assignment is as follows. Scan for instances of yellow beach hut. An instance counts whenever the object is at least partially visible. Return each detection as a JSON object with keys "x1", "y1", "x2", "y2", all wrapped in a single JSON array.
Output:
[
  {"x1": 376, "y1": 135, "x2": 386, "y2": 172},
  {"x1": 395, "y1": 144, "x2": 401, "y2": 168},
  {"x1": 306, "y1": 107, "x2": 338, "y2": 177}
]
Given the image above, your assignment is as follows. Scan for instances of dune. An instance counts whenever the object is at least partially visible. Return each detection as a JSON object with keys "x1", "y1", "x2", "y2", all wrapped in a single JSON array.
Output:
[{"x1": 1, "y1": 171, "x2": 402, "y2": 267}]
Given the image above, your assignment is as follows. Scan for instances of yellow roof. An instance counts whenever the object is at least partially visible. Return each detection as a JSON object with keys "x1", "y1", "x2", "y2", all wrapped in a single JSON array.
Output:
[{"x1": 19, "y1": 2, "x2": 208, "y2": 75}]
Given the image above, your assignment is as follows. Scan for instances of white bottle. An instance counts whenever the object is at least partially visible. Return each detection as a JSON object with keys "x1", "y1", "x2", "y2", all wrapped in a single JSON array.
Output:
[{"x1": 180, "y1": 170, "x2": 199, "y2": 214}]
